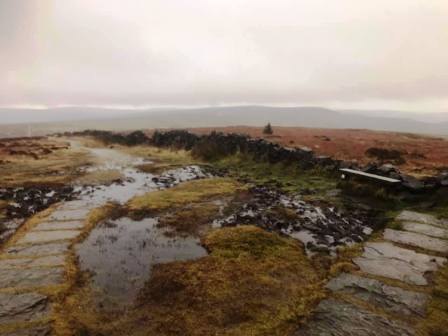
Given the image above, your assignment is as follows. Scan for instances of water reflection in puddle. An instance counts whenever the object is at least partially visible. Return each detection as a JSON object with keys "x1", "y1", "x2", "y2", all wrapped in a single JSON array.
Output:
[
  {"x1": 76, "y1": 217, "x2": 207, "y2": 308},
  {"x1": 71, "y1": 145, "x2": 211, "y2": 308}
]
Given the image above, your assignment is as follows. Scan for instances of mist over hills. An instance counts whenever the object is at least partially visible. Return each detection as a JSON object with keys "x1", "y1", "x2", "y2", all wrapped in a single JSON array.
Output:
[{"x1": 0, "y1": 106, "x2": 447, "y2": 138}]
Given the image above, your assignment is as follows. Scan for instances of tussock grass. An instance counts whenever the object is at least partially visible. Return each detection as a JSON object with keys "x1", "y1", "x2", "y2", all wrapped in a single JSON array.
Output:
[
  {"x1": 74, "y1": 169, "x2": 123, "y2": 186},
  {"x1": 0, "y1": 141, "x2": 91, "y2": 187},
  {"x1": 158, "y1": 201, "x2": 222, "y2": 237},
  {"x1": 0, "y1": 200, "x2": 7, "y2": 220},
  {"x1": 127, "y1": 178, "x2": 243, "y2": 214},
  {"x1": 417, "y1": 264, "x2": 448, "y2": 336},
  {"x1": 122, "y1": 145, "x2": 196, "y2": 165},
  {"x1": 60, "y1": 226, "x2": 325, "y2": 336}
]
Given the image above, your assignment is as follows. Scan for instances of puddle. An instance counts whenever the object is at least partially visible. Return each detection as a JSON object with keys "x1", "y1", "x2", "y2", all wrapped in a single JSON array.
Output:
[
  {"x1": 76, "y1": 217, "x2": 207, "y2": 308},
  {"x1": 67, "y1": 144, "x2": 211, "y2": 309}
]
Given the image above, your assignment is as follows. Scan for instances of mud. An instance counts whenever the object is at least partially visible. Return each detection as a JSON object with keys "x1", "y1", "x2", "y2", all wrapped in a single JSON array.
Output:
[
  {"x1": 0, "y1": 186, "x2": 77, "y2": 244},
  {"x1": 214, "y1": 186, "x2": 377, "y2": 254}
]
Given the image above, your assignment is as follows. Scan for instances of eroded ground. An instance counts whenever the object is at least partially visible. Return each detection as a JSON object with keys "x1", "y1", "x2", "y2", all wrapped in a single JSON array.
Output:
[{"x1": 0, "y1": 136, "x2": 447, "y2": 336}]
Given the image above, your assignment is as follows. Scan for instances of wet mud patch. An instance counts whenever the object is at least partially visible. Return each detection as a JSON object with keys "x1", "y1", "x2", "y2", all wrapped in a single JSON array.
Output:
[
  {"x1": 0, "y1": 186, "x2": 77, "y2": 244},
  {"x1": 214, "y1": 186, "x2": 380, "y2": 255},
  {"x1": 157, "y1": 198, "x2": 230, "y2": 237}
]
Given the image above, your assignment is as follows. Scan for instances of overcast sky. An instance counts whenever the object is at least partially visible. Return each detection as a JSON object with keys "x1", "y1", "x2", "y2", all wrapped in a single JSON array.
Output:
[{"x1": 1, "y1": 0, "x2": 447, "y2": 112}]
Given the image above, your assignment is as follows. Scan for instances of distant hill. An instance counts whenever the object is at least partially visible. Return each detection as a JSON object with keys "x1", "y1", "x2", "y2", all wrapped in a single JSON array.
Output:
[{"x1": 0, "y1": 106, "x2": 447, "y2": 138}]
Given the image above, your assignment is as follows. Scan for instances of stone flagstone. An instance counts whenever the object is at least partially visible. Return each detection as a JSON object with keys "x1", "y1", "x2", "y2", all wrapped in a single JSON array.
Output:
[
  {"x1": 0, "y1": 255, "x2": 65, "y2": 269},
  {"x1": 384, "y1": 228, "x2": 448, "y2": 253},
  {"x1": 397, "y1": 211, "x2": 447, "y2": 228},
  {"x1": 0, "y1": 267, "x2": 64, "y2": 289},
  {"x1": 401, "y1": 222, "x2": 448, "y2": 240},
  {"x1": 0, "y1": 292, "x2": 49, "y2": 324},
  {"x1": 16, "y1": 230, "x2": 81, "y2": 245},
  {"x1": 4, "y1": 242, "x2": 70, "y2": 257},
  {"x1": 47, "y1": 208, "x2": 91, "y2": 222},
  {"x1": 294, "y1": 299, "x2": 415, "y2": 336},
  {"x1": 353, "y1": 242, "x2": 446, "y2": 286},
  {"x1": 33, "y1": 221, "x2": 85, "y2": 231},
  {"x1": 326, "y1": 273, "x2": 428, "y2": 316}
]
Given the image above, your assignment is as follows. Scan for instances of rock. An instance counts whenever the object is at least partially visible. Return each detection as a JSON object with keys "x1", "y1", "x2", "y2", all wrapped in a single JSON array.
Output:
[
  {"x1": 4, "y1": 242, "x2": 70, "y2": 257},
  {"x1": 326, "y1": 273, "x2": 428, "y2": 316},
  {"x1": 384, "y1": 228, "x2": 448, "y2": 253},
  {"x1": 353, "y1": 242, "x2": 446, "y2": 286},
  {"x1": 401, "y1": 175, "x2": 425, "y2": 191},
  {"x1": 440, "y1": 174, "x2": 448, "y2": 187},
  {"x1": 378, "y1": 164, "x2": 399, "y2": 174},
  {"x1": 0, "y1": 292, "x2": 49, "y2": 324},
  {"x1": 294, "y1": 299, "x2": 414, "y2": 336},
  {"x1": 16, "y1": 230, "x2": 81, "y2": 245},
  {"x1": 0, "y1": 255, "x2": 65, "y2": 269},
  {"x1": 214, "y1": 186, "x2": 375, "y2": 254},
  {"x1": 0, "y1": 267, "x2": 64, "y2": 289},
  {"x1": 397, "y1": 211, "x2": 447, "y2": 228},
  {"x1": 401, "y1": 222, "x2": 448, "y2": 240},
  {"x1": 33, "y1": 221, "x2": 84, "y2": 231},
  {"x1": 47, "y1": 208, "x2": 90, "y2": 221}
]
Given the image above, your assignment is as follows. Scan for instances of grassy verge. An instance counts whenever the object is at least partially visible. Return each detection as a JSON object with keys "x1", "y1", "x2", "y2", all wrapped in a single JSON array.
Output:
[
  {"x1": 0, "y1": 140, "x2": 91, "y2": 187},
  {"x1": 127, "y1": 177, "x2": 244, "y2": 216},
  {"x1": 417, "y1": 264, "x2": 448, "y2": 336}
]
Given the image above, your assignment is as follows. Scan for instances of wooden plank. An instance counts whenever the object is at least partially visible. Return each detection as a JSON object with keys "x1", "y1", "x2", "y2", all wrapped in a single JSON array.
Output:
[{"x1": 340, "y1": 168, "x2": 401, "y2": 183}]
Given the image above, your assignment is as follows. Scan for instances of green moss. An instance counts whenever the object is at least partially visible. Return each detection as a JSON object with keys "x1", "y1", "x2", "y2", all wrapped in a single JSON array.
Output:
[{"x1": 214, "y1": 154, "x2": 337, "y2": 196}]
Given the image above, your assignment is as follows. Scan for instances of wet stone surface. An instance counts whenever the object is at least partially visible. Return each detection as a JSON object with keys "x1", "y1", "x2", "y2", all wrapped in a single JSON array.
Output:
[
  {"x1": 77, "y1": 162, "x2": 211, "y2": 206},
  {"x1": 384, "y1": 228, "x2": 448, "y2": 253},
  {"x1": 0, "y1": 267, "x2": 64, "y2": 289},
  {"x1": 353, "y1": 242, "x2": 446, "y2": 285},
  {"x1": 4, "y1": 242, "x2": 70, "y2": 257},
  {"x1": 294, "y1": 298, "x2": 415, "y2": 336},
  {"x1": 401, "y1": 222, "x2": 448, "y2": 239},
  {"x1": 0, "y1": 255, "x2": 65, "y2": 269},
  {"x1": 0, "y1": 292, "x2": 49, "y2": 324},
  {"x1": 76, "y1": 216, "x2": 207, "y2": 308},
  {"x1": 0, "y1": 220, "x2": 24, "y2": 245},
  {"x1": 16, "y1": 230, "x2": 81, "y2": 245},
  {"x1": 397, "y1": 211, "x2": 448, "y2": 228},
  {"x1": 33, "y1": 221, "x2": 85, "y2": 231},
  {"x1": 214, "y1": 186, "x2": 376, "y2": 254},
  {"x1": 326, "y1": 273, "x2": 428, "y2": 316},
  {"x1": 46, "y1": 208, "x2": 91, "y2": 222}
]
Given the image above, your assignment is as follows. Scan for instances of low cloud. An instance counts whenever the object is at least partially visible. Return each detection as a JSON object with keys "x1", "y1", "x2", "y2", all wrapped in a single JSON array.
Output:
[{"x1": 1, "y1": 0, "x2": 447, "y2": 112}]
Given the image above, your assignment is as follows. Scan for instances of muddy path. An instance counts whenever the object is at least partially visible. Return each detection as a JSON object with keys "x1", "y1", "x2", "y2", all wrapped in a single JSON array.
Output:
[
  {"x1": 0, "y1": 138, "x2": 447, "y2": 336},
  {"x1": 0, "y1": 140, "x2": 213, "y2": 335}
]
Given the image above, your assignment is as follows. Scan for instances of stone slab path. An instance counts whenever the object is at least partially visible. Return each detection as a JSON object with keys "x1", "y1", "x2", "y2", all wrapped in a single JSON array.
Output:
[
  {"x1": 0, "y1": 200, "x2": 94, "y2": 336},
  {"x1": 295, "y1": 210, "x2": 448, "y2": 336}
]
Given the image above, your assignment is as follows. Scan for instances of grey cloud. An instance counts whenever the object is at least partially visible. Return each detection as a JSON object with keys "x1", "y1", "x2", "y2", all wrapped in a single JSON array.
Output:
[{"x1": 0, "y1": 0, "x2": 447, "y2": 112}]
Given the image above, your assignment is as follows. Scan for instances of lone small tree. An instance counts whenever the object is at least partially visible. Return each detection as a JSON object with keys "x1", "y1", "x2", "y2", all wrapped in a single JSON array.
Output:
[{"x1": 263, "y1": 123, "x2": 273, "y2": 135}]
